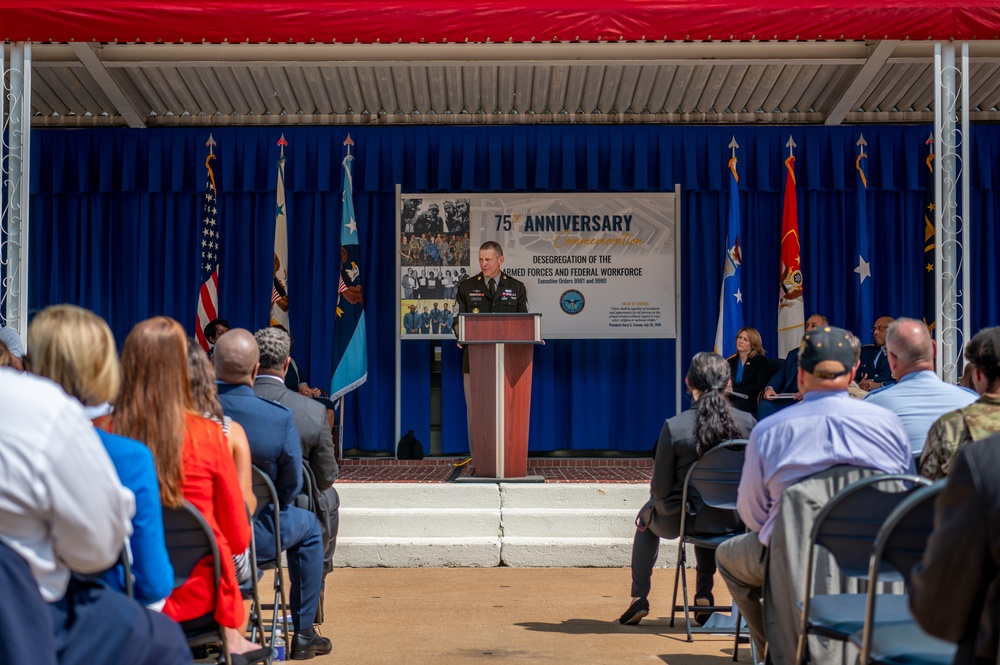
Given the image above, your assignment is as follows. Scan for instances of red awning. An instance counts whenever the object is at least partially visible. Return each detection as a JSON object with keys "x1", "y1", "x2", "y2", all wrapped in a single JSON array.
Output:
[{"x1": 2, "y1": 1, "x2": 999, "y2": 44}]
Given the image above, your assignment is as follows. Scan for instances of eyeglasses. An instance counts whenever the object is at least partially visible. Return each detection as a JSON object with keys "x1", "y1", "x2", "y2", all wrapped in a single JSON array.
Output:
[{"x1": 872, "y1": 326, "x2": 890, "y2": 332}]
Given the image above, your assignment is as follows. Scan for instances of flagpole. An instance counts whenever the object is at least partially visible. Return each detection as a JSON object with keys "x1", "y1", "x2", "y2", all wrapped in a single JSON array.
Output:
[{"x1": 337, "y1": 397, "x2": 345, "y2": 458}]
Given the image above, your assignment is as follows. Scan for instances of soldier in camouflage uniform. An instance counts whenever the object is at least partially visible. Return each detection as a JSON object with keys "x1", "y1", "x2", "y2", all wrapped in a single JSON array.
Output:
[{"x1": 919, "y1": 327, "x2": 1000, "y2": 479}]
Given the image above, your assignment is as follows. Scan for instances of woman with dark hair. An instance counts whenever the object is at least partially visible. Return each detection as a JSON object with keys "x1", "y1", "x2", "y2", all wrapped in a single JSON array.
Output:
[
  {"x1": 920, "y1": 326, "x2": 1000, "y2": 479},
  {"x1": 107, "y1": 317, "x2": 266, "y2": 663},
  {"x1": 186, "y1": 337, "x2": 255, "y2": 514},
  {"x1": 620, "y1": 352, "x2": 756, "y2": 625},
  {"x1": 728, "y1": 326, "x2": 771, "y2": 414}
]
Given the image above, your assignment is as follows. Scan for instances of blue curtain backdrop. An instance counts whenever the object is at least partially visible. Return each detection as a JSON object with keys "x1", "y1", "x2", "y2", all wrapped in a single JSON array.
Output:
[{"x1": 27, "y1": 124, "x2": 1000, "y2": 454}]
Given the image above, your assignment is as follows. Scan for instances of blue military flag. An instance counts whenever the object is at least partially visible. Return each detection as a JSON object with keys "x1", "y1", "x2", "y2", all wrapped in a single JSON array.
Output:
[
  {"x1": 714, "y1": 138, "x2": 744, "y2": 359},
  {"x1": 330, "y1": 134, "x2": 368, "y2": 401},
  {"x1": 854, "y1": 134, "x2": 874, "y2": 344}
]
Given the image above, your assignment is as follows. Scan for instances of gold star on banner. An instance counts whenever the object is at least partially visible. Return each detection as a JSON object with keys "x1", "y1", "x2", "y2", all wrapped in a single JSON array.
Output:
[
  {"x1": 927, "y1": 202, "x2": 935, "y2": 211},
  {"x1": 926, "y1": 263, "x2": 934, "y2": 273}
]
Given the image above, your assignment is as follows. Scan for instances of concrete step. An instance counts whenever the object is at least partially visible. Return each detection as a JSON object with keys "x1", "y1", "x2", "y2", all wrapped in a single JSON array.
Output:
[{"x1": 335, "y1": 481, "x2": 681, "y2": 568}]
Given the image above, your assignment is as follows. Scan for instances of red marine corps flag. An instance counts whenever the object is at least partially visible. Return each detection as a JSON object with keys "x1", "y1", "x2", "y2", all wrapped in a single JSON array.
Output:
[
  {"x1": 777, "y1": 136, "x2": 804, "y2": 356},
  {"x1": 195, "y1": 134, "x2": 220, "y2": 352}
]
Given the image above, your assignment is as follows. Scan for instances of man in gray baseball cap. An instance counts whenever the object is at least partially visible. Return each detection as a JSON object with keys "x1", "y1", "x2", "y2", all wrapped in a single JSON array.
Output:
[{"x1": 715, "y1": 325, "x2": 912, "y2": 659}]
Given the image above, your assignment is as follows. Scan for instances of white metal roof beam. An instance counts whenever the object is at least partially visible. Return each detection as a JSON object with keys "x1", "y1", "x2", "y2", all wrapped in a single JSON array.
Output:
[
  {"x1": 69, "y1": 43, "x2": 146, "y2": 128},
  {"x1": 824, "y1": 40, "x2": 898, "y2": 126}
]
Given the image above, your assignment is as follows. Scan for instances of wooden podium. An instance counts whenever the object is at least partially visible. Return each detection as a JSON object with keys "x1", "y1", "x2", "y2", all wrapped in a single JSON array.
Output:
[{"x1": 457, "y1": 312, "x2": 542, "y2": 479}]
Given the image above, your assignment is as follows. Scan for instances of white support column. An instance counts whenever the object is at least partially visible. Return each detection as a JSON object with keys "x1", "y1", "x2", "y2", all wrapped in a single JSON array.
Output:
[
  {"x1": 933, "y1": 42, "x2": 970, "y2": 383},
  {"x1": 1, "y1": 43, "x2": 31, "y2": 342}
]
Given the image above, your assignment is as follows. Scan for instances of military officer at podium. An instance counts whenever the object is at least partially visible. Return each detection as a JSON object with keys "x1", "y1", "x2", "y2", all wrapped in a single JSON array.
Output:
[{"x1": 454, "y1": 241, "x2": 529, "y2": 467}]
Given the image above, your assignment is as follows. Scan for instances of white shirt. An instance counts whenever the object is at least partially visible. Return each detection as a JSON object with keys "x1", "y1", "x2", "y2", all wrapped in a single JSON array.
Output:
[{"x1": 0, "y1": 369, "x2": 135, "y2": 601}]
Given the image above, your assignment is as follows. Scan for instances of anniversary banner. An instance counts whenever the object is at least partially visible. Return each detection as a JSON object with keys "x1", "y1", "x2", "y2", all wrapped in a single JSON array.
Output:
[{"x1": 397, "y1": 192, "x2": 678, "y2": 339}]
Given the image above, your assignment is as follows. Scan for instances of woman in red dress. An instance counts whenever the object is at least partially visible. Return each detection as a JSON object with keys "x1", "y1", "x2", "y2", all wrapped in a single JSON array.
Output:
[{"x1": 109, "y1": 316, "x2": 265, "y2": 661}]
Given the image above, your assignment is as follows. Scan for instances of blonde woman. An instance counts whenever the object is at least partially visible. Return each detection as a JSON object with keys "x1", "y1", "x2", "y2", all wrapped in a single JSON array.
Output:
[
  {"x1": 728, "y1": 326, "x2": 770, "y2": 414},
  {"x1": 27, "y1": 304, "x2": 174, "y2": 607}
]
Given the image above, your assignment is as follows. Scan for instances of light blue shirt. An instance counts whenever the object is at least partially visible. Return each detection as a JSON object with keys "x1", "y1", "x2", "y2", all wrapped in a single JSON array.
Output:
[
  {"x1": 737, "y1": 390, "x2": 913, "y2": 545},
  {"x1": 864, "y1": 370, "x2": 979, "y2": 453}
]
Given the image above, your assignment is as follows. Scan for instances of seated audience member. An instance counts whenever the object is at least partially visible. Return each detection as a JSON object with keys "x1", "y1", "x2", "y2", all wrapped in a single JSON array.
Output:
[
  {"x1": 758, "y1": 314, "x2": 827, "y2": 419},
  {"x1": 0, "y1": 340, "x2": 15, "y2": 367},
  {"x1": 619, "y1": 352, "x2": 755, "y2": 626},
  {"x1": 108, "y1": 317, "x2": 266, "y2": 663},
  {"x1": 271, "y1": 324, "x2": 337, "y2": 419},
  {"x1": 186, "y1": 337, "x2": 256, "y2": 585},
  {"x1": 716, "y1": 326, "x2": 911, "y2": 656},
  {"x1": 0, "y1": 366, "x2": 191, "y2": 665},
  {"x1": 727, "y1": 327, "x2": 770, "y2": 414},
  {"x1": 214, "y1": 329, "x2": 330, "y2": 660},
  {"x1": 253, "y1": 327, "x2": 340, "y2": 578},
  {"x1": 911, "y1": 432, "x2": 1000, "y2": 665},
  {"x1": 855, "y1": 315, "x2": 896, "y2": 391},
  {"x1": 920, "y1": 326, "x2": 1000, "y2": 479},
  {"x1": 203, "y1": 317, "x2": 230, "y2": 358},
  {"x1": 0, "y1": 323, "x2": 24, "y2": 370},
  {"x1": 864, "y1": 318, "x2": 977, "y2": 453},
  {"x1": 27, "y1": 305, "x2": 174, "y2": 607}
]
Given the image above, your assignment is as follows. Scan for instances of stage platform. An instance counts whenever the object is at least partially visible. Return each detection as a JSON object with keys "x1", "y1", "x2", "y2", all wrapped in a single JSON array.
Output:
[
  {"x1": 338, "y1": 456, "x2": 654, "y2": 484},
  {"x1": 334, "y1": 456, "x2": 676, "y2": 569}
]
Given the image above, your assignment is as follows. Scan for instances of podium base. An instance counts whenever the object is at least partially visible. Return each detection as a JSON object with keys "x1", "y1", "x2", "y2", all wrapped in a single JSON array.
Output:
[{"x1": 454, "y1": 475, "x2": 545, "y2": 484}]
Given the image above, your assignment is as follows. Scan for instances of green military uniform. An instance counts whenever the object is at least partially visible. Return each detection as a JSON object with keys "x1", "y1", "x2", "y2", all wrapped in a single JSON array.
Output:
[
  {"x1": 454, "y1": 270, "x2": 529, "y2": 373},
  {"x1": 919, "y1": 393, "x2": 1000, "y2": 479}
]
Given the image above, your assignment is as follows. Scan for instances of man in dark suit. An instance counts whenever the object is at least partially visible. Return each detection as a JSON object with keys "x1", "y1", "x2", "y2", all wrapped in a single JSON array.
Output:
[
  {"x1": 213, "y1": 329, "x2": 331, "y2": 661},
  {"x1": 912, "y1": 433, "x2": 1000, "y2": 665},
  {"x1": 253, "y1": 327, "x2": 340, "y2": 580},
  {"x1": 454, "y1": 241, "x2": 529, "y2": 466},
  {"x1": 856, "y1": 315, "x2": 895, "y2": 391},
  {"x1": 758, "y1": 313, "x2": 827, "y2": 419}
]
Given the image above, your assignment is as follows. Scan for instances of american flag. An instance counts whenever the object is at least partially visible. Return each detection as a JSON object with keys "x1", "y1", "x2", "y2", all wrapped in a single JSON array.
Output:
[{"x1": 195, "y1": 136, "x2": 220, "y2": 352}]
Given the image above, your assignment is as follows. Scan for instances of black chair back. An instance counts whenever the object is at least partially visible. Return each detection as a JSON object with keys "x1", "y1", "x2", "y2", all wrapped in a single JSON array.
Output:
[
  {"x1": 684, "y1": 438, "x2": 747, "y2": 511},
  {"x1": 119, "y1": 547, "x2": 134, "y2": 599},
  {"x1": 871, "y1": 480, "x2": 944, "y2": 588},
  {"x1": 811, "y1": 474, "x2": 931, "y2": 579},
  {"x1": 858, "y1": 481, "x2": 951, "y2": 665},
  {"x1": 161, "y1": 501, "x2": 230, "y2": 664}
]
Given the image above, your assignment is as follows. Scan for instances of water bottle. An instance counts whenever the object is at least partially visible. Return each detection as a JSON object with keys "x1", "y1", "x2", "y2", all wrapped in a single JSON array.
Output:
[{"x1": 272, "y1": 627, "x2": 286, "y2": 661}]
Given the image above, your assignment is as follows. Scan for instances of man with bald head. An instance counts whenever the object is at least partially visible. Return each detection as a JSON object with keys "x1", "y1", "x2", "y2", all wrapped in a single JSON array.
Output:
[
  {"x1": 214, "y1": 329, "x2": 331, "y2": 660},
  {"x1": 865, "y1": 318, "x2": 978, "y2": 453}
]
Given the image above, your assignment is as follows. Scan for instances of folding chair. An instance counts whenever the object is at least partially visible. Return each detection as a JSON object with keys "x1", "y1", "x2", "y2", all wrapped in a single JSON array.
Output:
[
  {"x1": 852, "y1": 481, "x2": 957, "y2": 665},
  {"x1": 243, "y1": 505, "x2": 267, "y2": 647},
  {"x1": 794, "y1": 474, "x2": 930, "y2": 665},
  {"x1": 668, "y1": 438, "x2": 747, "y2": 654},
  {"x1": 162, "y1": 501, "x2": 231, "y2": 665},
  {"x1": 120, "y1": 546, "x2": 134, "y2": 599},
  {"x1": 248, "y1": 466, "x2": 290, "y2": 646}
]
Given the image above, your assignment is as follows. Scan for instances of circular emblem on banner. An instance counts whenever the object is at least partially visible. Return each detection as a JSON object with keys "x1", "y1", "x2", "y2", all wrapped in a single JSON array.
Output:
[{"x1": 559, "y1": 289, "x2": 585, "y2": 315}]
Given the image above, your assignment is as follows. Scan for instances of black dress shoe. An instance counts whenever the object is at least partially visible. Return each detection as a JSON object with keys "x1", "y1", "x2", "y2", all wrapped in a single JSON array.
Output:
[
  {"x1": 618, "y1": 597, "x2": 649, "y2": 625},
  {"x1": 291, "y1": 631, "x2": 332, "y2": 660}
]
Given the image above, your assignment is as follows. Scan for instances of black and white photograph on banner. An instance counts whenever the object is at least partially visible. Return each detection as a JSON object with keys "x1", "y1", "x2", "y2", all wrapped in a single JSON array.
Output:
[
  {"x1": 400, "y1": 299, "x2": 456, "y2": 337},
  {"x1": 401, "y1": 198, "x2": 471, "y2": 237},
  {"x1": 401, "y1": 267, "x2": 464, "y2": 301}
]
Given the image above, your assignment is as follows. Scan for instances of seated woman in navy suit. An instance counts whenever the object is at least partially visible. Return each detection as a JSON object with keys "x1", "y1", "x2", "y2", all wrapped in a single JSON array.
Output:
[{"x1": 728, "y1": 327, "x2": 771, "y2": 414}]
